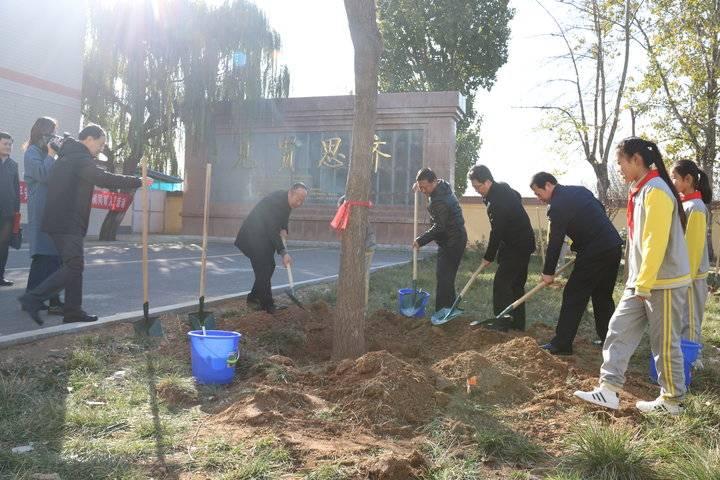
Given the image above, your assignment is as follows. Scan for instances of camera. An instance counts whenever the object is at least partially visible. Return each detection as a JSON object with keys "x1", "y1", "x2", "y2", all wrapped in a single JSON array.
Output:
[{"x1": 48, "y1": 132, "x2": 71, "y2": 153}]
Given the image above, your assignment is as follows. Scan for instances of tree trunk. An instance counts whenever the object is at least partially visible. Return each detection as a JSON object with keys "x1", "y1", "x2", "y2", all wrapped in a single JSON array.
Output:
[
  {"x1": 593, "y1": 163, "x2": 610, "y2": 207},
  {"x1": 333, "y1": 0, "x2": 382, "y2": 360}
]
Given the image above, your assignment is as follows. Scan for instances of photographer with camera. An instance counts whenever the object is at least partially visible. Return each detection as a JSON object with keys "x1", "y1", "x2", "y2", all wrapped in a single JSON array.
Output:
[
  {"x1": 24, "y1": 117, "x2": 65, "y2": 315},
  {"x1": 19, "y1": 124, "x2": 147, "y2": 325}
]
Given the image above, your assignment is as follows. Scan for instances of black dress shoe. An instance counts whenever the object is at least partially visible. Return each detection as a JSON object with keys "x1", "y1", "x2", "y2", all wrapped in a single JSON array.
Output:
[
  {"x1": 0, "y1": 278, "x2": 14, "y2": 287},
  {"x1": 18, "y1": 296, "x2": 44, "y2": 326},
  {"x1": 48, "y1": 305, "x2": 65, "y2": 316},
  {"x1": 541, "y1": 343, "x2": 573, "y2": 356},
  {"x1": 63, "y1": 313, "x2": 99, "y2": 323}
]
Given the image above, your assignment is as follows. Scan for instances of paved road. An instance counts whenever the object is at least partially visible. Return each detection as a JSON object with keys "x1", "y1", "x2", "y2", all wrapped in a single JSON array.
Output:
[{"x1": 0, "y1": 240, "x2": 412, "y2": 337}]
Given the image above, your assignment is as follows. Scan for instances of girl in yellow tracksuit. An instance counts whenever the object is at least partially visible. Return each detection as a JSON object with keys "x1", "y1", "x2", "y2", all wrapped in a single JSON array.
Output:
[
  {"x1": 671, "y1": 160, "x2": 712, "y2": 344},
  {"x1": 574, "y1": 137, "x2": 690, "y2": 415}
]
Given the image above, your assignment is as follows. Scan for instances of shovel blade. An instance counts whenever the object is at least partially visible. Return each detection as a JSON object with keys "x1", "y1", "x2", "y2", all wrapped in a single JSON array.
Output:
[
  {"x1": 469, "y1": 315, "x2": 513, "y2": 331},
  {"x1": 285, "y1": 289, "x2": 305, "y2": 310},
  {"x1": 188, "y1": 311, "x2": 217, "y2": 331},
  {"x1": 430, "y1": 307, "x2": 465, "y2": 326},
  {"x1": 134, "y1": 315, "x2": 164, "y2": 337}
]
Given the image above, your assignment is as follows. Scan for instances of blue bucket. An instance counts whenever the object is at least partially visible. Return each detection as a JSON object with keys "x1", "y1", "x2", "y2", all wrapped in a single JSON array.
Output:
[
  {"x1": 397, "y1": 288, "x2": 431, "y2": 317},
  {"x1": 188, "y1": 330, "x2": 242, "y2": 385},
  {"x1": 649, "y1": 339, "x2": 702, "y2": 388}
]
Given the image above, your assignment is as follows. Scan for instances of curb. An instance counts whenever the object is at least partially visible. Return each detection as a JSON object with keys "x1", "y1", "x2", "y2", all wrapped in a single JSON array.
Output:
[{"x1": 0, "y1": 260, "x2": 410, "y2": 349}]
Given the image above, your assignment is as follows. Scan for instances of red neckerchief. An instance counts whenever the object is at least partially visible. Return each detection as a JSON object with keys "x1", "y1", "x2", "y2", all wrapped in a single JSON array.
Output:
[
  {"x1": 627, "y1": 170, "x2": 660, "y2": 239},
  {"x1": 680, "y1": 191, "x2": 703, "y2": 202}
]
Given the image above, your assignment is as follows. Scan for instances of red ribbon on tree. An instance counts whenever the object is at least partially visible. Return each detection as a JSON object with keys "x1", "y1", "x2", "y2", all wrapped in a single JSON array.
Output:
[{"x1": 331, "y1": 200, "x2": 373, "y2": 232}]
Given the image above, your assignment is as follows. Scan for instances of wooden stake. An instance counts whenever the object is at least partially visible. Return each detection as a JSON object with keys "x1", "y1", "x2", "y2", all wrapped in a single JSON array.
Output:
[{"x1": 200, "y1": 163, "x2": 212, "y2": 299}]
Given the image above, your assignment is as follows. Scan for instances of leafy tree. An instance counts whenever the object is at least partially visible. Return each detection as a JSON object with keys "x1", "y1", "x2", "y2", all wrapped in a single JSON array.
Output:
[
  {"x1": 532, "y1": 0, "x2": 633, "y2": 206},
  {"x1": 82, "y1": 0, "x2": 289, "y2": 240},
  {"x1": 377, "y1": 0, "x2": 513, "y2": 196},
  {"x1": 635, "y1": 0, "x2": 720, "y2": 193}
]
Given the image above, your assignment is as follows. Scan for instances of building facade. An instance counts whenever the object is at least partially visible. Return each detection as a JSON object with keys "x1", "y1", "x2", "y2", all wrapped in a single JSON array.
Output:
[{"x1": 182, "y1": 91, "x2": 465, "y2": 244}]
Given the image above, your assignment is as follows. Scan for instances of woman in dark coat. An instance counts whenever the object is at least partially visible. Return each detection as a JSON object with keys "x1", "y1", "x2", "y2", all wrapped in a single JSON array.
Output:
[{"x1": 24, "y1": 117, "x2": 63, "y2": 315}]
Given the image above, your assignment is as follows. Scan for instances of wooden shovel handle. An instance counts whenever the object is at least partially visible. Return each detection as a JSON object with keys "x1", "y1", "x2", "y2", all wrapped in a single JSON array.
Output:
[
  {"x1": 141, "y1": 157, "x2": 149, "y2": 304},
  {"x1": 282, "y1": 236, "x2": 294, "y2": 289},
  {"x1": 510, "y1": 258, "x2": 576, "y2": 309},
  {"x1": 412, "y1": 190, "x2": 418, "y2": 281},
  {"x1": 199, "y1": 163, "x2": 212, "y2": 298},
  {"x1": 458, "y1": 261, "x2": 491, "y2": 298}
]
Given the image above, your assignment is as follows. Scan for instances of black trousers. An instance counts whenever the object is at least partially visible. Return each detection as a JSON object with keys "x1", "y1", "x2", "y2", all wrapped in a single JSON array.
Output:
[
  {"x1": 26, "y1": 254, "x2": 63, "y2": 305},
  {"x1": 25, "y1": 234, "x2": 84, "y2": 316},
  {"x1": 436, "y1": 238, "x2": 466, "y2": 311},
  {"x1": 247, "y1": 249, "x2": 276, "y2": 309},
  {"x1": 552, "y1": 245, "x2": 622, "y2": 349},
  {"x1": 0, "y1": 216, "x2": 12, "y2": 279},
  {"x1": 493, "y1": 249, "x2": 532, "y2": 330}
]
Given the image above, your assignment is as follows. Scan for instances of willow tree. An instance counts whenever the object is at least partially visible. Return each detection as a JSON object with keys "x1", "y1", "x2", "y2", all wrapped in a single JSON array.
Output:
[{"x1": 82, "y1": 0, "x2": 289, "y2": 240}]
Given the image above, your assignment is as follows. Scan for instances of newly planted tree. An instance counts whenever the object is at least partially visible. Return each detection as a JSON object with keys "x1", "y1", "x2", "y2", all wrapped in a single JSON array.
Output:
[{"x1": 333, "y1": 0, "x2": 383, "y2": 360}]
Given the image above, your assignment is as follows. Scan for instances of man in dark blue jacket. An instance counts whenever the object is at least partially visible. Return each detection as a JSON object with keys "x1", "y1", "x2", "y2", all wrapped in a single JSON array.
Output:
[
  {"x1": 414, "y1": 168, "x2": 467, "y2": 312},
  {"x1": 470, "y1": 165, "x2": 535, "y2": 330},
  {"x1": 530, "y1": 172, "x2": 623, "y2": 355}
]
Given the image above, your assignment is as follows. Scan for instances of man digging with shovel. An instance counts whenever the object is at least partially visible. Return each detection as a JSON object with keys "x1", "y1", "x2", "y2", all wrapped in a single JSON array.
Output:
[
  {"x1": 413, "y1": 168, "x2": 467, "y2": 316},
  {"x1": 469, "y1": 165, "x2": 535, "y2": 331},
  {"x1": 234, "y1": 183, "x2": 308, "y2": 314},
  {"x1": 530, "y1": 172, "x2": 623, "y2": 355}
]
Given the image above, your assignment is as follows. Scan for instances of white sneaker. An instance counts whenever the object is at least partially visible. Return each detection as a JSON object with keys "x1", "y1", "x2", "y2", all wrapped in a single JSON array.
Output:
[
  {"x1": 573, "y1": 386, "x2": 620, "y2": 410},
  {"x1": 635, "y1": 397, "x2": 684, "y2": 415}
]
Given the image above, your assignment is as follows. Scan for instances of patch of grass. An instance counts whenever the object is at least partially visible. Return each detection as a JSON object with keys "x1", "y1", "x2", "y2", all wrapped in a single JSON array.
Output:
[
  {"x1": 191, "y1": 437, "x2": 293, "y2": 479},
  {"x1": 561, "y1": 422, "x2": 658, "y2": 480},
  {"x1": 303, "y1": 284, "x2": 337, "y2": 305},
  {"x1": 264, "y1": 363, "x2": 295, "y2": 384},
  {"x1": 258, "y1": 327, "x2": 306, "y2": 356},
  {"x1": 659, "y1": 444, "x2": 720, "y2": 480},
  {"x1": 222, "y1": 309, "x2": 241, "y2": 319},
  {"x1": 66, "y1": 347, "x2": 107, "y2": 373},
  {"x1": 304, "y1": 463, "x2": 354, "y2": 480},
  {"x1": 472, "y1": 427, "x2": 546, "y2": 467}
]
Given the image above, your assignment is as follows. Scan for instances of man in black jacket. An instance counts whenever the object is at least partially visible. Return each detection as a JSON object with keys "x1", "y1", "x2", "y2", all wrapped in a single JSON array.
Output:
[
  {"x1": 19, "y1": 125, "x2": 144, "y2": 325},
  {"x1": 530, "y1": 172, "x2": 623, "y2": 355},
  {"x1": 413, "y1": 168, "x2": 467, "y2": 312},
  {"x1": 235, "y1": 183, "x2": 308, "y2": 314},
  {"x1": 470, "y1": 165, "x2": 535, "y2": 330},
  {"x1": 0, "y1": 132, "x2": 20, "y2": 287}
]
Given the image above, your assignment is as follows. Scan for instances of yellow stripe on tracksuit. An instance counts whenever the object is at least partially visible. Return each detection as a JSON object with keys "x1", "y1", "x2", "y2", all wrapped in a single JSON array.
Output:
[
  {"x1": 688, "y1": 283, "x2": 695, "y2": 342},
  {"x1": 663, "y1": 289, "x2": 675, "y2": 397}
]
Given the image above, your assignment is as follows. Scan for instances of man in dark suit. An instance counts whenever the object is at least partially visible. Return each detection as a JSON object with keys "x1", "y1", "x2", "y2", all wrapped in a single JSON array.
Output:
[
  {"x1": 470, "y1": 165, "x2": 535, "y2": 331},
  {"x1": 530, "y1": 172, "x2": 623, "y2": 355},
  {"x1": 19, "y1": 124, "x2": 144, "y2": 325},
  {"x1": 0, "y1": 131, "x2": 20, "y2": 287},
  {"x1": 235, "y1": 183, "x2": 308, "y2": 314}
]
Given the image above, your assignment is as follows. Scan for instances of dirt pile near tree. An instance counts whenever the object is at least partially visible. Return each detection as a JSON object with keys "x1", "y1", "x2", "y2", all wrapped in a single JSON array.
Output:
[
  {"x1": 326, "y1": 350, "x2": 443, "y2": 433},
  {"x1": 432, "y1": 350, "x2": 534, "y2": 404}
]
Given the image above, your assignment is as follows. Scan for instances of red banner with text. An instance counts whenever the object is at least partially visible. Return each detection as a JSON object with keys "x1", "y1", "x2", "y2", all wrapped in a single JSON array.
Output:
[{"x1": 20, "y1": 181, "x2": 133, "y2": 212}]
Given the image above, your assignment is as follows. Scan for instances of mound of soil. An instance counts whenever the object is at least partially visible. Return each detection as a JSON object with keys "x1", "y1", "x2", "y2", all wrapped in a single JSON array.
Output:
[
  {"x1": 432, "y1": 350, "x2": 534, "y2": 404},
  {"x1": 326, "y1": 351, "x2": 441, "y2": 431},
  {"x1": 483, "y1": 336, "x2": 570, "y2": 391},
  {"x1": 216, "y1": 384, "x2": 327, "y2": 426},
  {"x1": 364, "y1": 450, "x2": 428, "y2": 480}
]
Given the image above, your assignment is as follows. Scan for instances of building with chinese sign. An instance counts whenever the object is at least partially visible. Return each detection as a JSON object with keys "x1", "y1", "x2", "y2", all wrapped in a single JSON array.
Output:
[{"x1": 182, "y1": 91, "x2": 465, "y2": 244}]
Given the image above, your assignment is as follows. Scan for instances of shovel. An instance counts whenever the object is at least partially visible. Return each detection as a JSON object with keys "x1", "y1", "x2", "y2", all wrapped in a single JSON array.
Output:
[
  {"x1": 281, "y1": 237, "x2": 305, "y2": 310},
  {"x1": 188, "y1": 163, "x2": 216, "y2": 332},
  {"x1": 400, "y1": 191, "x2": 427, "y2": 317},
  {"x1": 430, "y1": 261, "x2": 491, "y2": 325},
  {"x1": 134, "y1": 157, "x2": 163, "y2": 337},
  {"x1": 470, "y1": 258, "x2": 576, "y2": 329}
]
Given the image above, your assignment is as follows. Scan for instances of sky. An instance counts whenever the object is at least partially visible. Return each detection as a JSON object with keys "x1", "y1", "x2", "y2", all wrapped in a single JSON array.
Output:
[{"x1": 248, "y1": 0, "x2": 633, "y2": 196}]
